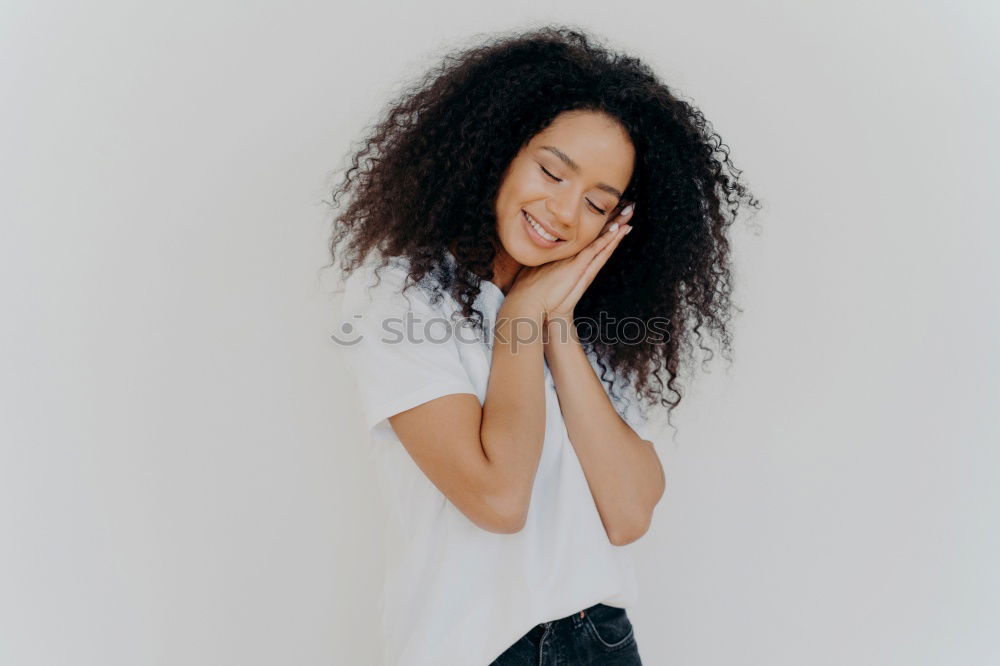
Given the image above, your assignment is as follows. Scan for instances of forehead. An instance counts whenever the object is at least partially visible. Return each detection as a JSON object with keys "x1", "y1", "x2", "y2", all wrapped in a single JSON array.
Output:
[{"x1": 528, "y1": 110, "x2": 634, "y2": 184}]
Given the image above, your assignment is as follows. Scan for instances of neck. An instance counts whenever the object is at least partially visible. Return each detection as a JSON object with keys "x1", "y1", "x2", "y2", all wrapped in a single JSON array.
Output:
[
  {"x1": 448, "y1": 239, "x2": 523, "y2": 296},
  {"x1": 490, "y1": 247, "x2": 523, "y2": 296}
]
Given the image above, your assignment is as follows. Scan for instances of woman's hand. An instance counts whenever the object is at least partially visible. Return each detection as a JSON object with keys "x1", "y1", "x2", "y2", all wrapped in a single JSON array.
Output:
[{"x1": 507, "y1": 203, "x2": 635, "y2": 326}]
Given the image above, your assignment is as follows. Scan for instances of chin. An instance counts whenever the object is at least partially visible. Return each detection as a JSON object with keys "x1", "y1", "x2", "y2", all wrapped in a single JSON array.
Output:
[{"x1": 508, "y1": 241, "x2": 564, "y2": 266}]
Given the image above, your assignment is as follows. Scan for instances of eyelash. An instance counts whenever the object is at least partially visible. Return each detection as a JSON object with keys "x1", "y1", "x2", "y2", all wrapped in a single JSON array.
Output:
[{"x1": 539, "y1": 165, "x2": 607, "y2": 215}]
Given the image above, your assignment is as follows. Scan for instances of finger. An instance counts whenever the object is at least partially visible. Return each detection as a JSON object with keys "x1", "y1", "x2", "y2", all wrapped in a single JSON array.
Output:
[
  {"x1": 603, "y1": 202, "x2": 635, "y2": 232},
  {"x1": 565, "y1": 224, "x2": 631, "y2": 304},
  {"x1": 572, "y1": 202, "x2": 635, "y2": 275},
  {"x1": 574, "y1": 222, "x2": 621, "y2": 268},
  {"x1": 591, "y1": 204, "x2": 635, "y2": 247},
  {"x1": 586, "y1": 223, "x2": 631, "y2": 273}
]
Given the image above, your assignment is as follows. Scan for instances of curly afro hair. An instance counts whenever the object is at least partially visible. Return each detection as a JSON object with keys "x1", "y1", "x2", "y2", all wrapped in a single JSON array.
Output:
[{"x1": 327, "y1": 25, "x2": 761, "y2": 427}]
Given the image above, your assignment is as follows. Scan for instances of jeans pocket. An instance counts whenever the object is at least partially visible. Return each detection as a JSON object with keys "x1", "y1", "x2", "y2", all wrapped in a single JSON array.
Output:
[{"x1": 583, "y1": 603, "x2": 635, "y2": 650}]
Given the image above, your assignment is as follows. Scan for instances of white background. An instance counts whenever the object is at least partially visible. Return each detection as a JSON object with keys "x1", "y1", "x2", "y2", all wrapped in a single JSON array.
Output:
[{"x1": 2, "y1": 1, "x2": 998, "y2": 664}]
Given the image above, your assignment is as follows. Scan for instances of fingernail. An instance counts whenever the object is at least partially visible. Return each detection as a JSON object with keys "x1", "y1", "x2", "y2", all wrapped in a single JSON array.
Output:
[
  {"x1": 621, "y1": 204, "x2": 634, "y2": 217},
  {"x1": 609, "y1": 223, "x2": 619, "y2": 233},
  {"x1": 625, "y1": 226, "x2": 633, "y2": 235}
]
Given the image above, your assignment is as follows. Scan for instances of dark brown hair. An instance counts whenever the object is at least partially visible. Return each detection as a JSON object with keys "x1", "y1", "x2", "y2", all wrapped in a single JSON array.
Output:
[{"x1": 327, "y1": 26, "x2": 761, "y2": 426}]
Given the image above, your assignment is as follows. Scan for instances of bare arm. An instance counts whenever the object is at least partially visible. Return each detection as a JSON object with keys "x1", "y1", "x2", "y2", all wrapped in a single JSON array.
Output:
[
  {"x1": 385, "y1": 216, "x2": 630, "y2": 534},
  {"x1": 387, "y1": 296, "x2": 547, "y2": 533},
  {"x1": 543, "y1": 317, "x2": 665, "y2": 545}
]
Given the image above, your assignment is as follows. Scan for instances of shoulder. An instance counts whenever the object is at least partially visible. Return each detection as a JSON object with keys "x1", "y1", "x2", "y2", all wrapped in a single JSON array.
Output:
[{"x1": 340, "y1": 253, "x2": 446, "y2": 320}]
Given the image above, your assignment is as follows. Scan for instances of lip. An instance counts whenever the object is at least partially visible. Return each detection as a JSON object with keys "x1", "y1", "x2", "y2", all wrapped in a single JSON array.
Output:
[{"x1": 521, "y1": 209, "x2": 565, "y2": 248}]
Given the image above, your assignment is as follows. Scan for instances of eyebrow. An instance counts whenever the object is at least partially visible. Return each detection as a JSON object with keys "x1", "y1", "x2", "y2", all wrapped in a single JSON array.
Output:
[{"x1": 540, "y1": 145, "x2": 624, "y2": 199}]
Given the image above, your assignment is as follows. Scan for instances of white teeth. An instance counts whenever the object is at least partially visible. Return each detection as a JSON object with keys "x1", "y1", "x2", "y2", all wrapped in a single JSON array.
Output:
[{"x1": 525, "y1": 212, "x2": 559, "y2": 242}]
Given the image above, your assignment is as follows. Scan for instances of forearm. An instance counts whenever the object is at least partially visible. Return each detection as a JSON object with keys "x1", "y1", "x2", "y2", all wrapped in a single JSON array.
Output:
[
  {"x1": 544, "y1": 319, "x2": 665, "y2": 545},
  {"x1": 479, "y1": 297, "x2": 548, "y2": 513}
]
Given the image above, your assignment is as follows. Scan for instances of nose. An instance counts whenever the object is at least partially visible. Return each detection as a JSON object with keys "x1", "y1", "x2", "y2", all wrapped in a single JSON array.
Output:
[{"x1": 544, "y1": 188, "x2": 578, "y2": 232}]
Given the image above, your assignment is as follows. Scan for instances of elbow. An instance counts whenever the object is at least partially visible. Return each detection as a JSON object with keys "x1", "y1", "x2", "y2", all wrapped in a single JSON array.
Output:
[
  {"x1": 607, "y1": 512, "x2": 653, "y2": 547},
  {"x1": 608, "y1": 467, "x2": 664, "y2": 546},
  {"x1": 474, "y1": 487, "x2": 530, "y2": 535},
  {"x1": 607, "y1": 522, "x2": 647, "y2": 547},
  {"x1": 488, "y1": 509, "x2": 529, "y2": 534}
]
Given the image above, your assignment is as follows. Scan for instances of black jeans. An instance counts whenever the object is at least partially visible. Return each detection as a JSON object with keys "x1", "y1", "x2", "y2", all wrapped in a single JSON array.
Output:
[{"x1": 489, "y1": 602, "x2": 643, "y2": 665}]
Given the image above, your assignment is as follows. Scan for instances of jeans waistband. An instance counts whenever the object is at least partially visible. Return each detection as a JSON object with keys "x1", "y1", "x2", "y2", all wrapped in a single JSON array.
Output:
[{"x1": 529, "y1": 601, "x2": 604, "y2": 640}]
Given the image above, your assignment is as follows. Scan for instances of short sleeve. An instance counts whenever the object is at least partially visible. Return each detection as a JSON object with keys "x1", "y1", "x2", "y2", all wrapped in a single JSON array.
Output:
[{"x1": 335, "y1": 259, "x2": 478, "y2": 441}]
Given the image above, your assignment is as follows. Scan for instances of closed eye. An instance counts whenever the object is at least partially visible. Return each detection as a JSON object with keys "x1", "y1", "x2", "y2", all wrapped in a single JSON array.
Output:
[
  {"x1": 539, "y1": 165, "x2": 607, "y2": 215},
  {"x1": 539, "y1": 165, "x2": 561, "y2": 182}
]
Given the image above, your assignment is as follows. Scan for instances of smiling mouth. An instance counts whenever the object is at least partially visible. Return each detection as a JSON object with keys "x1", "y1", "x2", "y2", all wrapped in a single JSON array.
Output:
[{"x1": 522, "y1": 210, "x2": 564, "y2": 243}]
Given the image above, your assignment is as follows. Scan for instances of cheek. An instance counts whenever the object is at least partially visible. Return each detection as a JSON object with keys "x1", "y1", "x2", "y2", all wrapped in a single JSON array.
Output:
[
  {"x1": 503, "y1": 164, "x2": 544, "y2": 202},
  {"x1": 497, "y1": 180, "x2": 532, "y2": 226},
  {"x1": 552, "y1": 227, "x2": 599, "y2": 259},
  {"x1": 576, "y1": 221, "x2": 607, "y2": 247}
]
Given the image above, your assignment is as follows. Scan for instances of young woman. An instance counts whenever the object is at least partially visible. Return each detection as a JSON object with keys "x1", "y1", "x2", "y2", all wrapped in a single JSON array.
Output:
[{"x1": 330, "y1": 27, "x2": 759, "y2": 666}]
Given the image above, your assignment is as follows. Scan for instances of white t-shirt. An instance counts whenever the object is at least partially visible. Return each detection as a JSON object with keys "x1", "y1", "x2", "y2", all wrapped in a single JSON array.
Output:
[{"x1": 336, "y1": 249, "x2": 660, "y2": 666}]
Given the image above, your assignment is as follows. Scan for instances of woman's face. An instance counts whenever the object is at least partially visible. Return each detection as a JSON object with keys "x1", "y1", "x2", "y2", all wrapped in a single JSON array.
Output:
[{"x1": 494, "y1": 110, "x2": 635, "y2": 268}]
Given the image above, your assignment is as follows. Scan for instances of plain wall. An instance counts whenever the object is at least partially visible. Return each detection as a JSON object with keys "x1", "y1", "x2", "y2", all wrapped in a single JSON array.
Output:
[{"x1": 2, "y1": 1, "x2": 997, "y2": 664}]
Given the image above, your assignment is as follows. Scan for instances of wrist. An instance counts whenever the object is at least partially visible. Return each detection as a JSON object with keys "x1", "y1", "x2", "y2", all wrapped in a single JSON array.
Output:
[
  {"x1": 546, "y1": 309, "x2": 574, "y2": 325},
  {"x1": 544, "y1": 312, "x2": 579, "y2": 347},
  {"x1": 500, "y1": 294, "x2": 546, "y2": 320},
  {"x1": 496, "y1": 296, "x2": 546, "y2": 349}
]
